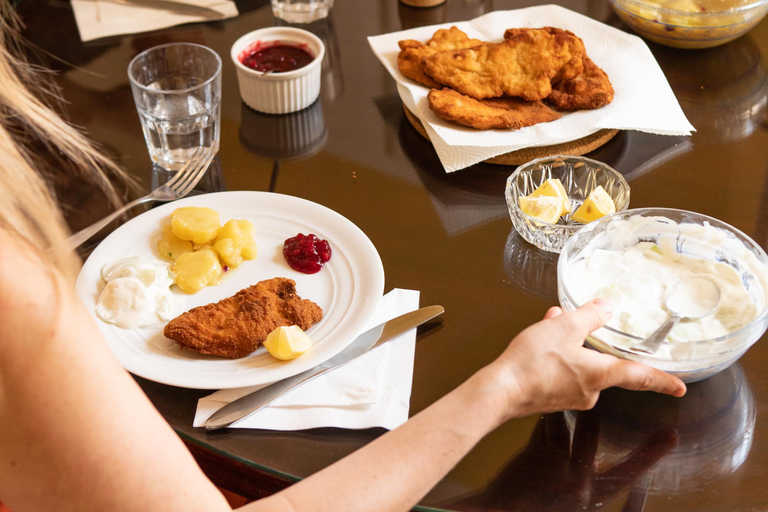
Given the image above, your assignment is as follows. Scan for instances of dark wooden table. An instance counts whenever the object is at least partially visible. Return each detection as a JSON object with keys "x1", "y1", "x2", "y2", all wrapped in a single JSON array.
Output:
[{"x1": 19, "y1": 0, "x2": 768, "y2": 509}]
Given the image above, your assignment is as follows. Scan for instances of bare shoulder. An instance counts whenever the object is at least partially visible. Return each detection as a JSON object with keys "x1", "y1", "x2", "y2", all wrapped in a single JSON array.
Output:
[
  {"x1": 0, "y1": 229, "x2": 57, "y2": 276},
  {"x1": 0, "y1": 229, "x2": 66, "y2": 317}
]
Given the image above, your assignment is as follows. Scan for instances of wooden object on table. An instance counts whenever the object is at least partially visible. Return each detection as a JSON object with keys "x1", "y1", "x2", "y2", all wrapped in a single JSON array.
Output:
[
  {"x1": 403, "y1": 106, "x2": 619, "y2": 166},
  {"x1": 399, "y1": 0, "x2": 446, "y2": 7}
]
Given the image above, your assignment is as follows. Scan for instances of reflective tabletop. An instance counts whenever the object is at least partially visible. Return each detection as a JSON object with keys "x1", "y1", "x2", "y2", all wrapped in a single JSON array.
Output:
[{"x1": 18, "y1": 0, "x2": 768, "y2": 510}]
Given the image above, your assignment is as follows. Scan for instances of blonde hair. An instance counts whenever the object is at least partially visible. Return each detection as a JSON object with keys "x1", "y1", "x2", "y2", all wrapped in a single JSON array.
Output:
[{"x1": 0, "y1": 1, "x2": 131, "y2": 284}]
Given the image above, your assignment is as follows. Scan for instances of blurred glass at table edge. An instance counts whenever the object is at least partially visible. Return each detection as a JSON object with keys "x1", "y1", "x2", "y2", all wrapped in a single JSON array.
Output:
[
  {"x1": 271, "y1": 0, "x2": 334, "y2": 23},
  {"x1": 128, "y1": 43, "x2": 222, "y2": 171}
]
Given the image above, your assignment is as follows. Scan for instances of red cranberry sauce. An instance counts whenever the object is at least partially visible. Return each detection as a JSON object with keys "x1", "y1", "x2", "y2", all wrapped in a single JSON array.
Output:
[
  {"x1": 283, "y1": 233, "x2": 332, "y2": 274},
  {"x1": 239, "y1": 40, "x2": 314, "y2": 73}
]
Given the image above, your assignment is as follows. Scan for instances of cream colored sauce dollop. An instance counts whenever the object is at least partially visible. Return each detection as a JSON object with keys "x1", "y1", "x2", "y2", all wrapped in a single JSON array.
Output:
[{"x1": 96, "y1": 256, "x2": 178, "y2": 329}]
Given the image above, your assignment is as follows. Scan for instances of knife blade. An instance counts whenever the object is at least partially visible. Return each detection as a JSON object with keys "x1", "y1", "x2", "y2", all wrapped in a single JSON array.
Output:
[{"x1": 204, "y1": 305, "x2": 444, "y2": 431}]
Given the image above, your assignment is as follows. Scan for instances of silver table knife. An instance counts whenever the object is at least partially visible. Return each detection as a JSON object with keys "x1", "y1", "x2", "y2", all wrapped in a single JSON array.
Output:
[{"x1": 204, "y1": 305, "x2": 444, "y2": 431}]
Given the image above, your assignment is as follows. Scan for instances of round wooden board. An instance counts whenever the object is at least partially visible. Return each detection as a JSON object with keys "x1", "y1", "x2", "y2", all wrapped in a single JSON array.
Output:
[{"x1": 403, "y1": 106, "x2": 619, "y2": 166}]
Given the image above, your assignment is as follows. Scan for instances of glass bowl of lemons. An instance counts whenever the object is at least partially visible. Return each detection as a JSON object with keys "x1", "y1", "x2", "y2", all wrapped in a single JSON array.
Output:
[
  {"x1": 505, "y1": 155, "x2": 630, "y2": 253},
  {"x1": 610, "y1": 0, "x2": 768, "y2": 49}
]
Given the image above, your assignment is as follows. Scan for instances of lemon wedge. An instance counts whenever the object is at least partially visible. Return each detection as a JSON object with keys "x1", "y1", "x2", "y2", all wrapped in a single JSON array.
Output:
[
  {"x1": 571, "y1": 186, "x2": 616, "y2": 223},
  {"x1": 530, "y1": 178, "x2": 572, "y2": 213},
  {"x1": 263, "y1": 325, "x2": 313, "y2": 360},
  {"x1": 518, "y1": 195, "x2": 565, "y2": 224}
]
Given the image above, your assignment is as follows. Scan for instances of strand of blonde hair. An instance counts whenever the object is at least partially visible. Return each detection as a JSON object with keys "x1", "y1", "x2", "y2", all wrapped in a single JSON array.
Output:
[{"x1": 0, "y1": 1, "x2": 132, "y2": 283}]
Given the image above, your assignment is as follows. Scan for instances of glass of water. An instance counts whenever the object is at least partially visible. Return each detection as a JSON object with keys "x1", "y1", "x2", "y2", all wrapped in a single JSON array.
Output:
[
  {"x1": 128, "y1": 43, "x2": 222, "y2": 171},
  {"x1": 271, "y1": 0, "x2": 334, "y2": 23}
]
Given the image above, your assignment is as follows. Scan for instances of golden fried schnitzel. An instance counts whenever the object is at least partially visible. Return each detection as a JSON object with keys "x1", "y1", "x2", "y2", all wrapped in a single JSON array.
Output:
[
  {"x1": 398, "y1": 26, "x2": 484, "y2": 88},
  {"x1": 547, "y1": 56, "x2": 614, "y2": 111},
  {"x1": 428, "y1": 88, "x2": 561, "y2": 130},
  {"x1": 502, "y1": 27, "x2": 586, "y2": 83},
  {"x1": 164, "y1": 277, "x2": 323, "y2": 358},
  {"x1": 422, "y1": 27, "x2": 585, "y2": 101}
]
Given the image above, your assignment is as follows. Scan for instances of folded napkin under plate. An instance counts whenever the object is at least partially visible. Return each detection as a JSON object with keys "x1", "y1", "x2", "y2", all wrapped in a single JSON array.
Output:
[
  {"x1": 368, "y1": 5, "x2": 695, "y2": 173},
  {"x1": 72, "y1": 0, "x2": 239, "y2": 42},
  {"x1": 194, "y1": 288, "x2": 420, "y2": 431}
]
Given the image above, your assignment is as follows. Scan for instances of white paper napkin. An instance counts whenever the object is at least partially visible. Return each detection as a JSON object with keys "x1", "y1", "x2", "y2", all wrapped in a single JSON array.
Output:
[
  {"x1": 194, "y1": 288, "x2": 420, "y2": 430},
  {"x1": 72, "y1": 0, "x2": 239, "y2": 42},
  {"x1": 368, "y1": 4, "x2": 695, "y2": 173}
]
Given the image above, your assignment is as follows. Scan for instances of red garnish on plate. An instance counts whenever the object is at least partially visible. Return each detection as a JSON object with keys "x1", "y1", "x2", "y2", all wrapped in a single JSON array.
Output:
[{"x1": 283, "y1": 233, "x2": 332, "y2": 274}]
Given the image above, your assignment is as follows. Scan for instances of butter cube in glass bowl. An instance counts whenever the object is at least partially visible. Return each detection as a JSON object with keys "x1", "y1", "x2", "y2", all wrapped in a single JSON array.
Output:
[{"x1": 505, "y1": 155, "x2": 630, "y2": 253}]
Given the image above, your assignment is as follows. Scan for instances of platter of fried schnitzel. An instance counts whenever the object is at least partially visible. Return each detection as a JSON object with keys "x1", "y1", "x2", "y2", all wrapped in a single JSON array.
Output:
[
  {"x1": 76, "y1": 192, "x2": 385, "y2": 389},
  {"x1": 368, "y1": 5, "x2": 694, "y2": 172}
]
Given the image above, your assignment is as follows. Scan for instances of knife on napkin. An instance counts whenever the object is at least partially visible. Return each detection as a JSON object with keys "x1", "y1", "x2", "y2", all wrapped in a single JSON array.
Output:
[{"x1": 205, "y1": 305, "x2": 444, "y2": 431}]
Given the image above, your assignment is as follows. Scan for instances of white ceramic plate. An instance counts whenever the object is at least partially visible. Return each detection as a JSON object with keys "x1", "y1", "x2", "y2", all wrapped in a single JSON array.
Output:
[{"x1": 76, "y1": 191, "x2": 384, "y2": 389}]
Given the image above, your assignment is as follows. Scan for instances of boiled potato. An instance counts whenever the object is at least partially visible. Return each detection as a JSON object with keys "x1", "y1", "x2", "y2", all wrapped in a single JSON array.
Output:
[
  {"x1": 213, "y1": 237, "x2": 240, "y2": 268},
  {"x1": 171, "y1": 248, "x2": 222, "y2": 294},
  {"x1": 239, "y1": 220, "x2": 258, "y2": 260},
  {"x1": 213, "y1": 219, "x2": 257, "y2": 268},
  {"x1": 157, "y1": 225, "x2": 193, "y2": 261},
  {"x1": 171, "y1": 207, "x2": 221, "y2": 244},
  {"x1": 161, "y1": 209, "x2": 257, "y2": 293}
]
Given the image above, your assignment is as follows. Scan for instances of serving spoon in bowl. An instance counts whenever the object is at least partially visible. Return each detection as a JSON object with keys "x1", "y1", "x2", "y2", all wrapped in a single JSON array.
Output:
[{"x1": 630, "y1": 277, "x2": 721, "y2": 355}]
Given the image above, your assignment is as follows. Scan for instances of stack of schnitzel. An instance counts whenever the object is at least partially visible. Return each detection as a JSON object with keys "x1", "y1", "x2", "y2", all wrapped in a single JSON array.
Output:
[{"x1": 397, "y1": 26, "x2": 614, "y2": 130}]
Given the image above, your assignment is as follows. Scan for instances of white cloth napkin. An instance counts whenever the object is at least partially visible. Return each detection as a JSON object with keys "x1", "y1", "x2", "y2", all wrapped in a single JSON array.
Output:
[
  {"x1": 72, "y1": 0, "x2": 239, "y2": 42},
  {"x1": 368, "y1": 4, "x2": 695, "y2": 173},
  {"x1": 194, "y1": 288, "x2": 420, "y2": 430}
]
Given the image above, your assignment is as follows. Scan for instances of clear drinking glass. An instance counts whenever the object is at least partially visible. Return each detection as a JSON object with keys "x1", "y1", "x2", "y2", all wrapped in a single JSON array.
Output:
[
  {"x1": 128, "y1": 43, "x2": 222, "y2": 171},
  {"x1": 271, "y1": 0, "x2": 334, "y2": 23}
]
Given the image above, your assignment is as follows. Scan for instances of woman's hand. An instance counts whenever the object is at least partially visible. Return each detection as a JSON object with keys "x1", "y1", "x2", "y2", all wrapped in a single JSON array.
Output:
[{"x1": 487, "y1": 300, "x2": 686, "y2": 421}]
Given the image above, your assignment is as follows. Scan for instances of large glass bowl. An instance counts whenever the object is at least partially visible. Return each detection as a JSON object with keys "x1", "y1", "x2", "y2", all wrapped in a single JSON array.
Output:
[
  {"x1": 557, "y1": 208, "x2": 768, "y2": 382},
  {"x1": 610, "y1": 0, "x2": 768, "y2": 49},
  {"x1": 505, "y1": 156, "x2": 630, "y2": 254}
]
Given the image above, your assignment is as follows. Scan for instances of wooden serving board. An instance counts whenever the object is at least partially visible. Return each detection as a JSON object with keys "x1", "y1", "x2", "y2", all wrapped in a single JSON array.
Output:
[{"x1": 403, "y1": 106, "x2": 619, "y2": 166}]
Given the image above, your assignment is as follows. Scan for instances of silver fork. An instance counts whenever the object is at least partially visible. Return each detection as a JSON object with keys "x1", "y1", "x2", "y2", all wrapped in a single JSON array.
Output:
[{"x1": 69, "y1": 147, "x2": 215, "y2": 248}]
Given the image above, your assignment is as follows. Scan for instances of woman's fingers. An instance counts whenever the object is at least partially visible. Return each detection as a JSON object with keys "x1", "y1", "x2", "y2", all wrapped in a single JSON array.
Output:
[
  {"x1": 543, "y1": 306, "x2": 563, "y2": 320},
  {"x1": 602, "y1": 358, "x2": 686, "y2": 397},
  {"x1": 549, "y1": 299, "x2": 612, "y2": 340}
]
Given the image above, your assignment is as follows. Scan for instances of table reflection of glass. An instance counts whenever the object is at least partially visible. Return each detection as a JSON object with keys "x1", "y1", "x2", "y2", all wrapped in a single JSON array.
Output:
[
  {"x1": 503, "y1": 229, "x2": 559, "y2": 302},
  {"x1": 654, "y1": 36, "x2": 768, "y2": 144},
  {"x1": 443, "y1": 408, "x2": 678, "y2": 512},
  {"x1": 572, "y1": 363, "x2": 755, "y2": 497}
]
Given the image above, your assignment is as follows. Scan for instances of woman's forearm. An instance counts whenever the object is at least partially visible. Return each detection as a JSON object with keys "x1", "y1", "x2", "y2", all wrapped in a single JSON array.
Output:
[
  {"x1": 240, "y1": 301, "x2": 685, "y2": 512},
  {"x1": 245, "y1": 366, "x2": 508, "y2": 512}
]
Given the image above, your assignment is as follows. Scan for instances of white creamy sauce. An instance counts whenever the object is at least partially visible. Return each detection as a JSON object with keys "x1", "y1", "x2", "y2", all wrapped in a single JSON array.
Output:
[
  {"x1": 569, "y1": 242, "x2": 755, "y2": 342},
  {"x1": 562, "y1": 215, "x2": 768, "y2": 362},
  {"x1": 96, "y1": 256, "x2": 178, "y2": 329}
]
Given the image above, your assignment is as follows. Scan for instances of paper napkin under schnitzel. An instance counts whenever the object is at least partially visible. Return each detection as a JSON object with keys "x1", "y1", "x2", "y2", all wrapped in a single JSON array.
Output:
[
  {"x1": 368, "y1": 5, "x2": 695, "y2": 173},
  {"x1": 194, "y1": 288, "x2": 419, "y2": 430}
]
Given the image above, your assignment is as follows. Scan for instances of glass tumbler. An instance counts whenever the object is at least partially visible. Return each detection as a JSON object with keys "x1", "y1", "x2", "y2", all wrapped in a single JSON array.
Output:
[
  {"x1": 128, "y1": 43, "x2": 222, "y2": 171},
  {"x1": 271, "y1": 0, "x2": 334, "y2": 23}
]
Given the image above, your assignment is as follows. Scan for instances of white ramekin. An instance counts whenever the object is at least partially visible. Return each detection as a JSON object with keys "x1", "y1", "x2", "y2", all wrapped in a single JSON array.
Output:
[{"x1": 231, "y1": 27, "x2": 325, "y2": 115}]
